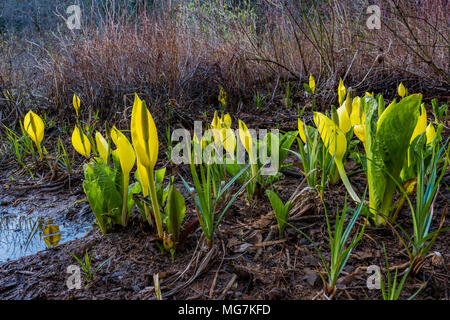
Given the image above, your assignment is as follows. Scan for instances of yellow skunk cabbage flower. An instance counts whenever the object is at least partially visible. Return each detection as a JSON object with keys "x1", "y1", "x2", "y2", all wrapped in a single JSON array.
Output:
[
  {"x1": 238, "y1": 119, "x2": 253, "y2": 156},
  {"x1": 221, "y1": 127, "x2": 236, "y2": 156},
  {"x1": 338, "y1": 78, "x2": 346, "y2": 105},
  {"x1": 116, "y1": 134, "x2": 135, "y2": 177},
  {"x1": 298, "y1": 119, "x2": 306, "y2": 143},
  {"x1": 238, "y1": 119, "x2": 258, "y2": 196},
  {"x1": 130, "y1": 98, "x2": 152, "y2": 226},
  {"x1": 222, "y1": 113, "x2": 232, "y2": 128},
  {"x1": 426, "y1": 123, "x2": 436, "y2": 145},
  {"x1": 110, "y1": 125, "x2": 126, "y2": 146},
  {"x1": 72, "y1": 126, "x2": 91, "y2": 158},
  {"x1": 309, "y1": 74, "x2": 316, "y2": 93},
  {"x1": 73, "y1": 94, "x2": 81, "y2": 116},
  {"x1": 344, "y1": 96, "x2": 352, "y2": 115},
  {"x1": 193, "y1": 134, "x2": 201, "y2": 147},
  {"x1": 212, "y1": 111, "x2": 221, "y2": 129},
  {"x1": 133, "y1": 96, "x2": 159, "y2": 170},
  {"x1": 218, "y1": 86, "x2": 226, "y2": 107},
  {"x1": 314, "y1": 113, "x2": 346, "y2": 160},
  {"x1": 354, "y1": 125, "x2": 366, "y2": 144},
  {"x1": 314, "y1": 112, "x2": 360, "y2": 202},
  {"x1": 24, "y1": 110, "x2": 45, "y2": 159},
  {"x1": 350, "y1": 97, "x2": 364, "y2": 126},
  {"x1": 137, "y1": 162, "x2": 150, "y2": 192},
  {"x1": 211, "y1": 111, "x2": 222, "y2": 146},
  {"x1": 115, "y1": 133, "x2": 135, "y2": 227},
  {"x1": 343, "y1": 89, "x2": 353, "y2": 115},
  {"x1": 410, "y1": 103, "x2": 427, "y2": 143},
  {"x1": 337, "y1": 105, "x2": 351, "y2": 134},
  {"x1": 95, "y1": 131, "x2": 109, "y2": 163},
  {"x1": 193, "y1": 134, "x2": 207, "y2": 149},
  {"x1": 131, "y1": 93, "x2": 162, "y2": 236},
  {"x1": 212, "y1": 112, "x2": 231, "y2": 129},
  {"x1": 398, "y1": 82, "x2": 407, "y2": 98},
  {"x1": 130, "y1": 95, "x2": 147, "y2": 172}
]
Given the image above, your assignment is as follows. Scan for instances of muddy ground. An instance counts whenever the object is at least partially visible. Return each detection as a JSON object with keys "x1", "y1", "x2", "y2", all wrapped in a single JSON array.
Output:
[{"x1": 0, "y1": 113, "x2": 449, "y2": 300}]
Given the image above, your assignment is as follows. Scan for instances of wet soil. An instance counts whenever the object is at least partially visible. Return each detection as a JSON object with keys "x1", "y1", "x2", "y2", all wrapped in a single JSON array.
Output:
[{"x1": 0, "y1": 114, "x2": 449, "y2": 300}]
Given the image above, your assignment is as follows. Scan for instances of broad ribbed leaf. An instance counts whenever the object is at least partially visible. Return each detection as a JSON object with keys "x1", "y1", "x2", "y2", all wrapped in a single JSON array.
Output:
[
  {"x1": 377, "y1": 94, "x2": 421, "y2": 178},
  {"x1": 367, "y1": 94, "x2": 421, "y2": 219}
]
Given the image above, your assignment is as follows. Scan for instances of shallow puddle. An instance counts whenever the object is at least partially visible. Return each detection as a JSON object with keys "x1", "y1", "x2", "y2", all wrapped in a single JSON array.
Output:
[{"x1": 0, "y1": 214, "x2": 92, "y2": 263}]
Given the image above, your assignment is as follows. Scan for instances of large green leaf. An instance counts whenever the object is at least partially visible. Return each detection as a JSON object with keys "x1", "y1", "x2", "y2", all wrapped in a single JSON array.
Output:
[
  {"x1": 93, "y1": 160, "x2": 122, "y2": 211},
  {"x1": 376, "y1": 94, "x2": 421, "y2": 216},
  {"x1": 363, "y1": 96, "x2": 386, "y2": 218},
  {"x1": 83, "y1": 163, "x2": 109, "y2": 233},
  {"x1": 82, "y1": 159, "x2": 124, "y2": 231},
  {"x1": 363, "y1": 94, "x2": 421, "y2": 223}
]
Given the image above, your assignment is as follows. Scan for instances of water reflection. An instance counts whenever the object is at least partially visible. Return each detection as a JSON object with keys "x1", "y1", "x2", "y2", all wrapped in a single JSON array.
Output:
[
  {"x1": 43, "y1": 223, "x2": 62, "y2": 248},
  {"x1": 0, "y1": 215, "x2": 91, "y2": 263}
]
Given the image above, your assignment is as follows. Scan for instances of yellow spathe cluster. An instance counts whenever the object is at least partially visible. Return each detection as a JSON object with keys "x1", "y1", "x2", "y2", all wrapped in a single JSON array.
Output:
[{"x1": 211, "y1": 111, "x2": 236, "y2": 155}]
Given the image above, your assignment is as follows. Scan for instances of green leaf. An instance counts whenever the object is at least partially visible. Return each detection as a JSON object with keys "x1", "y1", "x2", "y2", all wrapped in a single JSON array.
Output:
[
  {"x1": 363, "y1": 95, "x2": 421, "y2": 223},
  {"x1": 279, "y1": 131, "x2": 298, "y2": 164},
  {"x1": 260, "y1": 132, "x2": 279, "y2": 168},
  {"x1": 225, "y1": 162, "x2": 249, "y2": 185},
  {"x1": 266, "y1": 189, "x2": 292, "y2": 238},
  {"x1": 164, "y1": 184, "x2": 186, "y2": 244},
  {"x1": 82, "y1": 159, "x2": 126, "y2": 232},
  {"x1": 155, "y1": 167, "x2": 166, "y2": 185},
  {"x1": 376, "y1": 94, "x2": 421, "y2": 217},
  {"x1": 127, "y1": 182, "x2": 141, "y2": 213},
  {"x1": 400, "y1": 132, "x2": 427, "y2": 183},
  {"x1": 303, "y1": 83, "x2": 313, "y2": 94}
]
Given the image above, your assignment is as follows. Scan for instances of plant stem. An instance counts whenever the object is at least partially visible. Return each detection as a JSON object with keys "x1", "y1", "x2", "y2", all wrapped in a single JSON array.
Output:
[
  {"x1": 147, "y1": 167, "x2": 163, "y2": 238},
  {"x1": 37, "y1": 142, "x2": 43, "y2": 160},
  {"x1": 248, "y1": 154, "x2": 258, "y2": 199},
  {"x1": 335, "y1": 160, "x2": 360, "y2": 203},
  {"x1": 121, "y1": 175, "x2": 129, "y2": 227}
]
